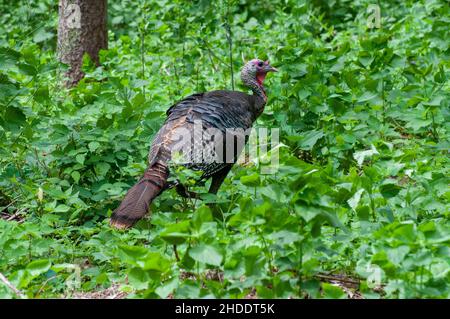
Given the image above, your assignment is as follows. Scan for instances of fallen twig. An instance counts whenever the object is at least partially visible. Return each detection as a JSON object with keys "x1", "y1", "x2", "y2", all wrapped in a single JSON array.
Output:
[
  {"x1": 0, "y1": 195, "x2": 21, "y2": 212},
  {"x1": 0, "y1": 272, "x2": 26, "y2": 298},
  {"x1": 37, "y1": 275, "x2": 58, "y2": 295},
  {"x1": 6, "y1": 207, "x2": 27, "y2": 222},
  {"x1": 314, "y1": 273, "x2": 360, "y2": 285}
]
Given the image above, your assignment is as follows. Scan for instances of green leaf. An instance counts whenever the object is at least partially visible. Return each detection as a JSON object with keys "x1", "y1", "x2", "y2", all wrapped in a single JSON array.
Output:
[
  {"x1": 111, "y1": 16, "x2": 124, "y2": 25},
  {"x1": 119, "y1": 245, "x2": 148, "y2": 262},
  {"x1": 269, "y1": 230, "x2": 303, "y2": 245},
  {"x1": 159, "y1": 220, "x2": 191, "y2": 245},
  {"x1": 155, "y1": 278, "x2": 178, "y2": 299},
  {"x1": 299, "y1": 130, "x2": 324, "y2": 150},
  {"x1": 54, "y1": 204, "x2": 70, "y2": 213},
  {"x1": 34, "y1": 86, "x2": 49, "y2": 103},
  {"x1": 353, "y1": 145, "x2": 379, "y2": 167},
  {"x1": 189, "y1": 244, "x2": 223, "y2": 266},
  {"x1": 128, "y1": 267, "x2": 149, "y2": 290},
  {"x1": 75, "y1": 154, "x2": 85, "y2": 165},
  {"x1": 131, "y1": 92, "x2": 145, "y2": 107},
  {"x1": 379, "y1": 183, "x2": 401, "y2": 198},
  {"x1": 387, "y1": 246, "x2": 410, "y2": 265},
  {"x1": 142, "y1": 252, "x2": 171, "y2": 272},
  {"x1": 322, "y1": 283, "x2": 346, "y2": 299},
  {"x1": 18, "y1": 63, "x2": 37, "y2": 76},
  {"x1": 33, "y1": 29, "x2": 54, "y2": 43},
  {"x1": 4, "y1": 106, "x2": 26, "y2": 130},
  {"x1": 95, "y1": 162, "x2": 110, "y2": 177},
  {"x1": 0, "y1": 47, "x2": 20, "y2": 69},
  {"x1": 71, "y1": 171, "x2": 80, "y2": 183},
  {"x1": 26, "y1": 259, "x2": 51, "y2": 277},
  {"x1": 240, "y1": 173, "x2": 260, "y2": 187},
  {"x1": 393, "y1": 224, "x2": 416, "y2": 243},
  {"x1": 296, "y1": 206, "x2": 321, "y2": 222},
  {"x1": 88, "y1": 141, "x2": 100, "y2": 152},
  {"x1": 348, "y1": 189, "x2": 365, "y2": 211},
  {"x1": 192, "y1": 205, "x2": 213, "y2": 229},
  {"x1": 357, "y1": 91, "x2": 378, "y2": 103}
]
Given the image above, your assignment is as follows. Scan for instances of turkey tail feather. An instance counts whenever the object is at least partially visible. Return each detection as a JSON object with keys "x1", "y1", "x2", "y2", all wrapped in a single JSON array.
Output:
[{"x1": 110, "y1": 163, "x2": 168, "y2": 229}]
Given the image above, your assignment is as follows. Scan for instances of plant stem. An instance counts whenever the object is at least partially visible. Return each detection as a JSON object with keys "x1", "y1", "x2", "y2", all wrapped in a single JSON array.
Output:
[
  {"x1": 0, "y1": 272, "x2": 25, "y2": 298},
  {"x1": 430, "y1": 110, "x2": 438, "y2": 141},
  {"x1": 140, "y1": 4, "x2": 147, "y2": 99},
  {"x1": 298, "y1": 219, "x2": 304, "y2": 296},
  {"x1": 224, "y1": 1, "x2": 234, "y2": 90}
]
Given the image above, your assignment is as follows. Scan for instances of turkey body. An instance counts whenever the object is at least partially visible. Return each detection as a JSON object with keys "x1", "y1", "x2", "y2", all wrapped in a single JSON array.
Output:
[
  {"x1": 150, "y1": 90, "x2": 261, "y2": 175},
  {"x1": 110, "y1": 90, "x2": 264, "y2": 229}
]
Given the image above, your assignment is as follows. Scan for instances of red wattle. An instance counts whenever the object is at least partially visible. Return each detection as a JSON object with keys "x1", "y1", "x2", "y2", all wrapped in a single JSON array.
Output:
[{"x1": 256, "y1": 72, "x2": 266, "y2": 85}]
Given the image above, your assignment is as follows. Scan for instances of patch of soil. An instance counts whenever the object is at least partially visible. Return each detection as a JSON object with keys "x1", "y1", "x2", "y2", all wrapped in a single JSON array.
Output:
[{"x1": 69, "y1": 284, "x2": 128, "y2": 299}]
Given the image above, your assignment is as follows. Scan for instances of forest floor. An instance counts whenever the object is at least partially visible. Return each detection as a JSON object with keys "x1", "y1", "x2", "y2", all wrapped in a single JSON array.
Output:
[{"x1": 0, "y1": 0, "x2": 448, "y2": 299}]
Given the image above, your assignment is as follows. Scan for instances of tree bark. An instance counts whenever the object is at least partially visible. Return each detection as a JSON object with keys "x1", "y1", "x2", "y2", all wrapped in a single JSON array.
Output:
[{"x1": 57, "y1": 0, "x2": 107, "y2": 87}]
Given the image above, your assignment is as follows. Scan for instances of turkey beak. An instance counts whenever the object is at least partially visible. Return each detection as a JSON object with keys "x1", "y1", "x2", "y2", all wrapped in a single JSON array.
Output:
[
  {"x1": 264, "y1": 62, "x2": 278, "y2": 73},
  {"x1": 267, "y1": 65, "x2": 278, "y2": 73}
]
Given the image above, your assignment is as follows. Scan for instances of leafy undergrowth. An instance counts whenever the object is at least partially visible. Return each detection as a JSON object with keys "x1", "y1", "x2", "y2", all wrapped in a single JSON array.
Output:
[{"x1": 0, "y1": 0, "x2": 449, "y2": 298}]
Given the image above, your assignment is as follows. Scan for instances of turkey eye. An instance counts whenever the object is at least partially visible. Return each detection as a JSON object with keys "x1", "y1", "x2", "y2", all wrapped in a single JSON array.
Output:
[{"x1": 258, "y1": 61, "x2": 264, "y2": 67}]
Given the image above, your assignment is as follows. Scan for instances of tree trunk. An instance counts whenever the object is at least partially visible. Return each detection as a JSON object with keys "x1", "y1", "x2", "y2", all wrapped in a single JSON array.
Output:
[{"x1": 57, "y1": 0, "x2": 107, "y2": 87}]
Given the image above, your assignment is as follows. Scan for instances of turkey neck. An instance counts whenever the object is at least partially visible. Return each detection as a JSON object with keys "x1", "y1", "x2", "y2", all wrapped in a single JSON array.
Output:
[{"x1": 248, "y1": 80, "x2": 267, "y2": 119}]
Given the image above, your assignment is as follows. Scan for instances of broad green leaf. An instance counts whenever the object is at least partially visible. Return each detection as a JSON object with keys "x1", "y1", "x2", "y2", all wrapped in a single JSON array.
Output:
[
  {"x1": 75, "y1": 154, "x2": 85, "y2": 165},
  {"x1": 379, "y1": 183, "x2": 401, "y2": 198},
  {"x1": 159, "y1": 220, "x2": 191, "y2": 245},
  {"x1": 357, "y1": 91, "x2": 378, "y2": 103},
  {"x1": 189, "y1": 244, "x2": 223, "y2": 266},
  {"x1": 240, "y1": 173, "x2": 260, "y2": 187},
  {"x1": 95, "y1": 162, "x2": 110, "y2": 177},
  {"x1": 142, "y1": 253, "x2": 171, "y2": 272},
  {"x1": 4, "y1": 106, "x2": 26, "y2": 129},
  {"x1": 128, "y1": 267, "x2": 149, "y2": 290},
  {"x1": 54, "y1": 204, "x2": 70, "y2": 213},
  {"x1": 299, "y1": 130, "x2": 324, "y2": 150},
  {"x1": 353, "y1": 145, "x2": 379, "y2": 167},
  {"x1": 88, "y1": 141, "x2": 100, "y2": 152},
  {"x1": 348, "y1": 189, "x2": 365, "y2": 211},
  {"x1": 322, "y1": 283, "x2": 346, "y2": 299},
  {"x1": 26, "y1": 259, "x2": 51, "y2": 277},
  {"x1": 71, "y1": 171, "x2": 80, "y2": 184},
  {"x1": 118, "y1": 245, "x2": 148, "y2": 262}
]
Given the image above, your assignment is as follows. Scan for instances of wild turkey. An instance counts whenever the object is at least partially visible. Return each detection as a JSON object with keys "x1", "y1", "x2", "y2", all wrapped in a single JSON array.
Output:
[{"x1": 110, "y1": 59, "x2": 278, "y2": 229}]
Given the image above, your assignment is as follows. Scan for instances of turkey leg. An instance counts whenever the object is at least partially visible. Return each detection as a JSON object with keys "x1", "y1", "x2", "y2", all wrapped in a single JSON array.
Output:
[
  {"x1": 208, "y1": 164, "x2": 232, "y2": 194},
  {"x1": 175, "y1": 164, "x2": 232, "y2": 198}
]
